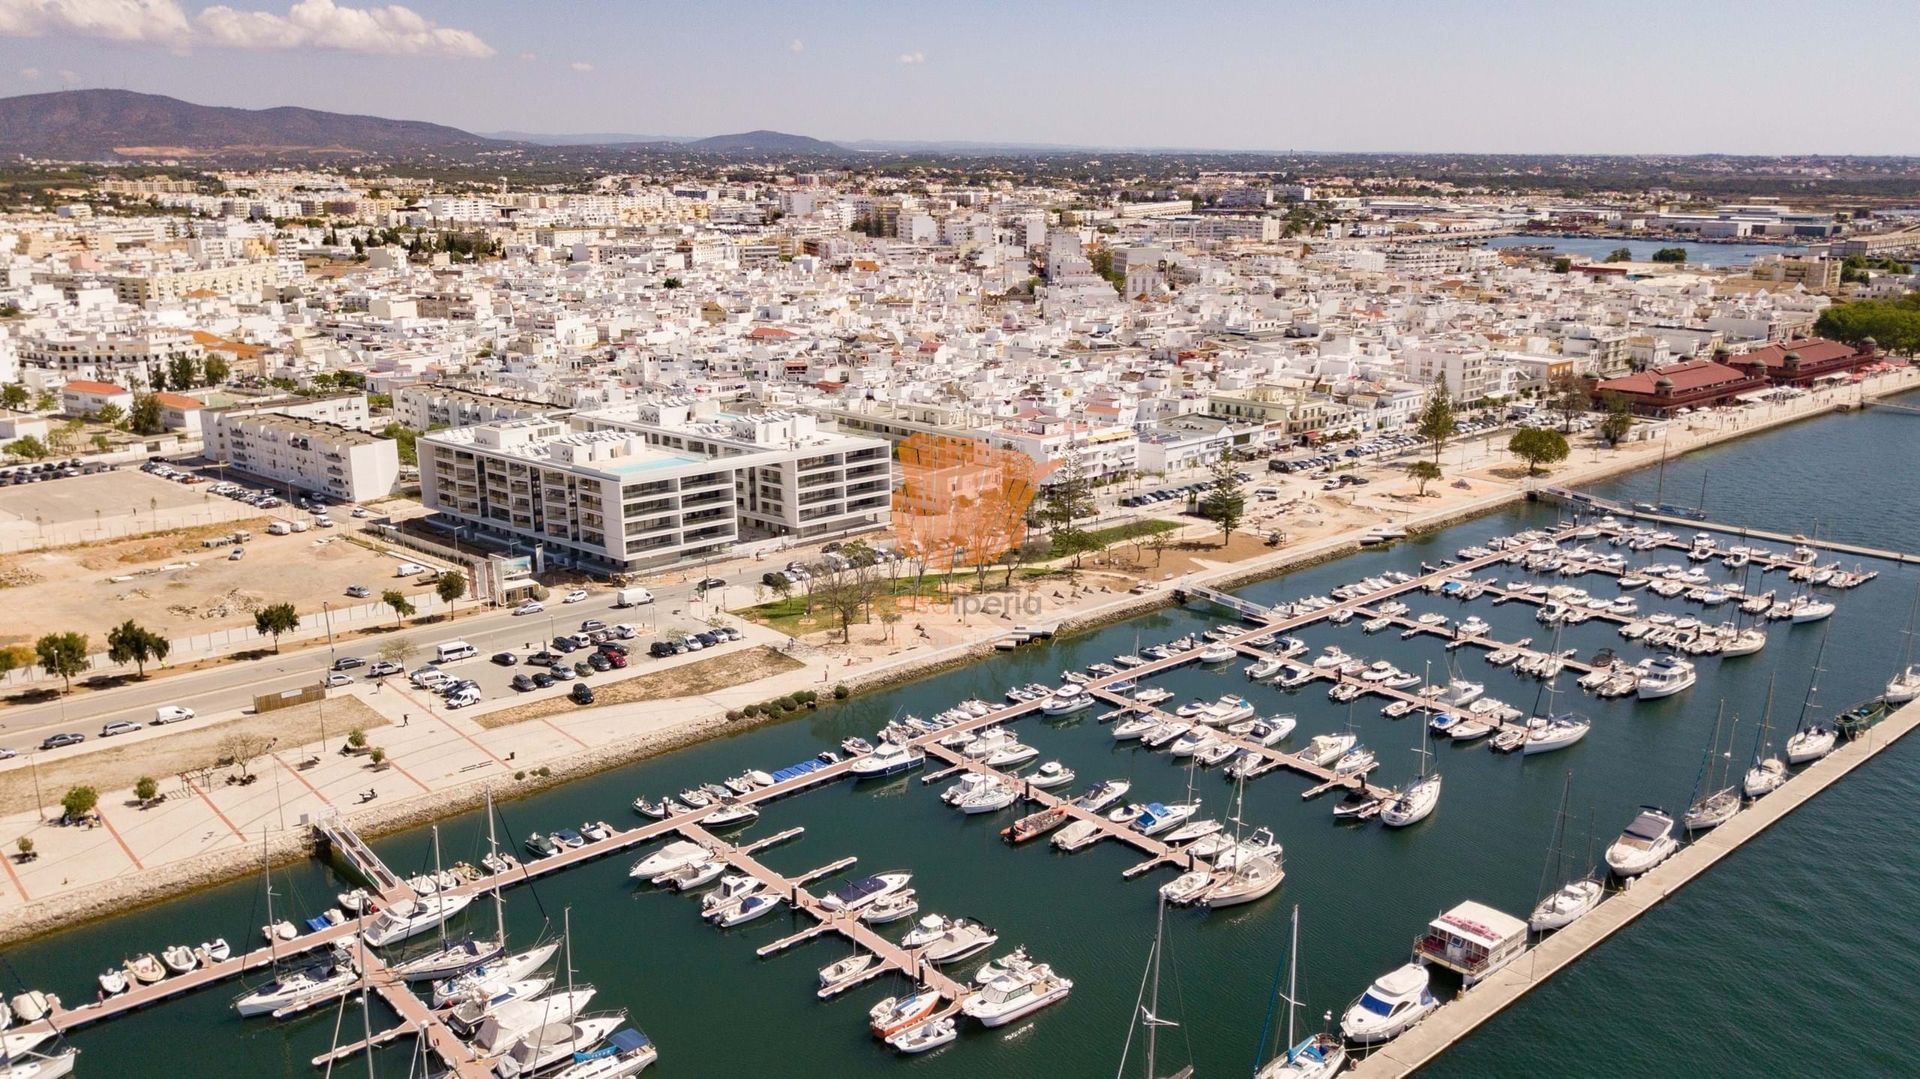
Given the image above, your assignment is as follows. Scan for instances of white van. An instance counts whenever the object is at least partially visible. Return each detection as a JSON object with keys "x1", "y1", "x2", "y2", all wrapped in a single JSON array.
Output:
[
  {"x1": 153, "y1": 705, "x2": 195, "y2": 724},
  {"x1": 396, "y1": 561, "x2": 427, "y2": 577},
  {"x1": 435, "y1": 640, "x2": 477, "y2": 663},
  {"x1": 614, "y1": 587, "x2": 653, "y2": 607}
]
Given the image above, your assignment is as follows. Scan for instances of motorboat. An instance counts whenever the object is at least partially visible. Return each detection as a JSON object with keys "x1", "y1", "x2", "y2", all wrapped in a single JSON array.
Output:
[
  {"x1": 445, "y1": 977, "x2": 557, "y2": 1037},
  {"x1": 983, "y1": 742, "x2": 1039, "y2": 768},
  {"x1": 1131, "y1": 802, "x2": 1199, "y2": 837},
  {"x1": 628, "y1": 840, "x2": 710, "y2": 881},
  {"x1": 1112, "y1": 715, "x2": 1159, "y2": 741},
  {"x1": 1300, "y1": 732, "x2": 1357, "y2": 767},
  {"x1": 1378, "y1": 774, "x2": 1441, "y2": 828},
  {"x1": 97, "y1": 968, "x2": 127, "y2": 997},
  {"x1": 1634, "y1": 655, "x2": 1696, "y2": 700},
  {"x1": 1051, "y1": 819, "x2": 1103, "y2": 851},
  {"x1": 869, "y1": 988, "x2": 940, "y2": 1039},
  {"x1": 840, "y1": 736, "x2": 874, "y2": 757},
  {"x1": 1169, "y1": 728, "x2": 1216, "y2": 757},
  {"x1": 960, "y1": 962, "x2": 1072, "y2": 1027},
  {"x1": 468, "y1": 988, "x2": 598, "y2": 1056},
  {"x1": 655, "y1": 857, "x2": 725, "y2": 891},
  {"x1": 886, "y1": 1015, "x2": 957, "y2": 1055},
  {"x1": 200, "y1": 939, "x2": 231, "y2": 964},
  {"x1": 1027, "y1": 761, "x2": 1076, "y2": 789},
  {"x1": 818, "y1": 954, "x2": 875, "y2": 992},
  {"x1": 942, "y1": 773, "x2": 995, "y2": 806},
  {"x1": 859, "y1": 889, "x2": 921, "y2": 925},
  {"x1": 702, "y1": 803, "x2": 759, "y2": 829},
  {"x1": 547, "y1": 1028, "x2": 658, "y2": 1079},
  {"x1": 1042, "y1": 685, "x2": 1095, "y2": 715},
  {"x1": 1196, "y1": 741, "x2": 1239, "y2": 767},
  {"x1": 1521, "y1": 714, "x2": 1590, "y2": 755},
  {"x1": 1604, "y1": 807, "x2": 1679, "y2": 877},
  {"x1": 1333, "y1": 746, "x2": 1376, "y2": 775},
  {"x1": 820, "y1": 872, "x2": 913, "y2": 913},
  {"x1": 1160, "y1": 868, "x2": 1216, "y2": 905},
  {"x1": 1072, "y1": 779, "x2": 1130, "y2": 814},
  {"x1": 921, "y1": 919, "x2": 1000, "y2": 965},
  {"x1": 1163, "y1": 817, "x2": 1223, "y2": 845},
  {"x1": 849, "y1": 742, "x2": 925, "y2": 777},
  {"x1": 1886, "y1": 665, "x2": 1920, "y2": 704},
  {"x1": 713, "y1": 894, "x2": 781, "y2": 927},
  {"x1": 1339, "y1": 964, "x2": 1437, "y2": 1044},
  {"x1": 1435, "y1": 680, "x2": 1484, "y2": 708},
  {"x1": 161, "y1": 944, "x2": 198, "y2": 975},
  {"x1": 1199, "y1": 643, "x2": 1238, "y2": 664},
  {"x1": 1247, "y1": 657, "x2": 1287, "y2": 680},
  {"x1": 524, "y1": 833, "x2": 560, "y2": 859},
  {"x1": 1231, "y1": 714, "x2": 1296, "y2": 745},
  {"x1": 1200, "y1": 695, "x2": 1257, "y2": 725}
]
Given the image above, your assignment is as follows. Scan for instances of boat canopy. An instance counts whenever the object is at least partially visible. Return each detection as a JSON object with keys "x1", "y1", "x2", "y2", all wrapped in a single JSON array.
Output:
[{"x1": 1624, "y1": 812, "x2": 1670, "y2": 841}]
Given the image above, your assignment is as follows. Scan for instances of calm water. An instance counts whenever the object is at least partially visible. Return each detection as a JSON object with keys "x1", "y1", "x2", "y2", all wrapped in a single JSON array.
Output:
[
  {"x1": 7, "y1": 401, "x2": 1919, "y2": 1078},
  {"x1": 1484, "y1": 235, "x2": 1806, "y2": 269}
]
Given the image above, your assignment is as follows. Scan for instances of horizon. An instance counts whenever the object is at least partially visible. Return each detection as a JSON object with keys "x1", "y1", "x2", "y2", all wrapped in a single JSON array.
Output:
[{"x1": 0, "y1": 1, "x2": 1915, "y2": 157}]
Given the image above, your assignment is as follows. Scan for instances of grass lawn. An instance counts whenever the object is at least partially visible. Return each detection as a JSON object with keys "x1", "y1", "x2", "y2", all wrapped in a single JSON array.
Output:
[
  {"x1": 734, "y1": 577, "x2": 945, "y2": 637},
  {"x1": 1047, "y1": 517, "x2": 1180, "y2": 559}
]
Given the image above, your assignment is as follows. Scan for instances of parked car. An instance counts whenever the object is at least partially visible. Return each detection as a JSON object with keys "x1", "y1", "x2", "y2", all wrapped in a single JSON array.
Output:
[
  {"x1": 0, "y1": 748, "x2": 15, "y2": 760},
  {"x1": 367, "y1": 660, "x2": 404, "y2": 678},
  {"x1": 552, "y1": 636, "x2": 581, "y2": 653},
  {"x1": 324, "y1": 673, "x2": 355, "y2": 688},
  {"x1": 346, "y1": 585, "x2": 371, "y2": 598},
  {"x1": 648, "y1": 640, "x2": 681, "y2": 658},
  {"x1": 531, "y1": 672, "x2": 554, "y2": 689},
  {"x1": 153, "y1": 704, "x2": 196, "y2": 724},
  {"x1": 573, "y1": 660, "x2": 594, "y2": 677},
  {"x1": 569, "y1": 683, "x2": 595, "y2": 705},
  {"x1": 514, "y1": 601, "x2": 544, "y2": 616},
  {"x1": 527, "y1": 650, "x2": 559, "y2": 667},
  {"x1": 100, "y1": 721, "x2": 144, "y2": 738},
  {"x1": 511, "y1": 674, "x2": 536, "y2": 692},
  {"x1": 40, "y1": 733, "x2": 85, "y2": 750},
  {"x1": 549, "y1": 666, "x2": 575, "y2": 681},
  {"x1": 605, "y1": 652, "x2": 628, "y2": 668},
  {"x1": 491, "y1": 652, "x2": 517, "y2": 666},
  {"x1": 587, "y1": 653, "x2": 612, "y2": 672},
  {"x1": 562, "y1": 589, "x2": 589, "y2": 604},
  {"x1": 580, "y1": 618, "x2": 607, "y2": 632}
]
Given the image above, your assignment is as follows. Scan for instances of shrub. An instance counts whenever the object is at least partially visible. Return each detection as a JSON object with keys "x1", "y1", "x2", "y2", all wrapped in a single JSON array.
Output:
[
  {"x1": 133, "y1": 776, "x2": 158, "y2": 803},
  {"x1": 15, "y1": 836, "x2": 32, "y2": 858},
  {"x1": 368, "y1": 746, "x2": 387, "y2": 766},
  {"x1": 725, "y1": 709, "x2": 743, "y2": 722},
  {"x1": 797, "y1": 690, "x2": 819, "y2": 704},
  {"x1": 346, "y1": 727, "x2": 368, "y2": 749},
  {"x1": 769, "y1": 698, "x2": 791, "y2": 713},
  {"x1": 61, "y1": 785, "x2": 99, "y2": 820},
  {"x1": 781, "y1": 694, "x2": 800, "y2": 710},
  {"x1": 536, "y1": 766, "x2": 551, "y2": 777},
  {"x1": 832, "y1": 684, "x2": 850, "y2": 700},
  {"x1": 514, "y1": 770, "x2": 527, "y2": 781}
]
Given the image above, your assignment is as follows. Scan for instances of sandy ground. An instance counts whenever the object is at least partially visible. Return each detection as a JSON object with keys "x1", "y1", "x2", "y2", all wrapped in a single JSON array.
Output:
[
  {"x1": 0, "y1": 523, "x2": 409, "y2": 650},
  {"x1": 0, "y1": 696, "x2": 387, "y2": 816},
  {"x1": 475, "y1": 647, "x2": 806, "y2": 729},
  {"x1": 0, "y1": 470, "x2": 260, "y2": 552}
]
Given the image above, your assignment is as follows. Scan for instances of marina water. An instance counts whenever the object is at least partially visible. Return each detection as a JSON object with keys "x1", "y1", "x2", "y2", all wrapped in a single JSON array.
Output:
[{"x1": 8, "y1": 398, "x2": 1918, "y2": 1078}]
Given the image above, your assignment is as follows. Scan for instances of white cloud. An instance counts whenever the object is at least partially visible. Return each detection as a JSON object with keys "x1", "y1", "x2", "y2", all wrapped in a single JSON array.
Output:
[
  {"x1": 0, "y1": 0, "x2": 494, "y2": 58},
  {"x1": 568, "y1": 59, "x2": 591, "y2": 72},
  {"x1": 57, "y1": 67, "x2": 77, "y2": 83},
  {"x1": 18, "y1": 66, "x2": 38, "y2": 79},
  {"x1": 787, "y1": 38, "x2": 803, "y2": 54},
  {"x1": 896, "y1": 49, "x2": 924, "y2": 65}
]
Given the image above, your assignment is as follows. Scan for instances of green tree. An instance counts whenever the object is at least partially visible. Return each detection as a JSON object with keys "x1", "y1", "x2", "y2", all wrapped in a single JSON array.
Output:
[
  {"x1": 1599, "y1": 396, "x2": 1634, "y2": 447},
  {"x1": 146, "y1": 365, "x2": 166, "y2": 392},
  {"x1": 133, "y1": 776, "x2": 158, "y2": 804},
  {"x1": 1508, "y1": 427, "x2": 1571, "y2": 475},
  {"x1": 106, "y1": 619, "x2": 169, "y2": 677},
  {"x1": 167, "y1": 354, "x2": 198, "y2": 391},
  {"x1": 1650, "y1": 247, "x2": 1688, "y2": 264},
  {"x1": 253, "y1": 602, "x2": 299, "y2": 653},
  {"x1": 1547, "y1": 371, "x2": 1592, "y2": 431},
  {"x1": 128, "y1": 393, "x2": 164, "y2": 435},
  {"x1": 92, "y1": 402, "x2": 125, "y2": 428},
  {"x1": 1550, "y1": 256, "x2": 1573, "y2": 274},
  {"x1": 1416, "y1": 375, "x2": 1457, "y2": 464},
  {"x1": 90, "y1": 432, "x2": 110, "y2": 453},
  {"x1": 382, "y1": 590, "x2": 415, "y2": 627},
  {"x1": 1039, "y1": 444, "x2": 1096, "y2": 566},
  {"x1": 1603, "y1": 247, "x2": 1633, "y2": 263},
  {"x1": 35, "y1": 631, "x2": 90, "y2": 694},
  {"x1": 1198, "y1": 445, "x2": 1247, "y2": 546},
  {"x1": 0, "y1": 384, "x2": 27, "y2": 411},
  {"x1": 382, "y1": 423, "x2": 421, "y2": 465},
  {"x1": 1405, "y1": 458, "x2": 1442, "y2": 496},
  {"x1": 5, "y1": 435, "x2": 47, "y2": 459},
  {"x1": 435, "y1": 571, "x2": 468, "y2": 620},
  {"x1": 60, "y1": 785, "x2": 99, "y2": 820},
  {"x1": 0, "y1": 643, "x2": 32, "y2": 675},
  {"x1": 1813, "y1": 293, "x2": 1920, "y2": 355},
  {"x1": 202, "y1": 354, "x2": 231, "y2": 385}
]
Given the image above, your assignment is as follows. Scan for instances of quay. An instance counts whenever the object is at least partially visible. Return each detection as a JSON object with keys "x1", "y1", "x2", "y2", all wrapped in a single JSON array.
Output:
[
  {"x1": 1539, "y1": 488, "x2": 1920, "y2": 567},
  {"x1": 1349, "y1": 696, "x2": 1920, "y2": 1078}
]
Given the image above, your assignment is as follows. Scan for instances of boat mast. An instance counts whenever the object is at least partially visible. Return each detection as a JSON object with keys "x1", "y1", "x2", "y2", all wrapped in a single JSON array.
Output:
[
  {"x1": 1285, "y1": 904, "x2": 1300, "y2": 1056},
  {"x1": 1794, "y1": 622, "x2": 1834, "y2": 734},
  {"x1": 262, "y1": 833, "x2": 277, "y2": 968},
  {"x1": 487, "y1": 788, "x2": 505, "y2": 944},
  {"x1": 1536, "y1": 772, "x2": 1574, "y2": 911},
  {"x1": 1749, "y1": 675, "x2": 1777, "y2": 763},
  {"x1": 432, "y1": 824, "x2": 447, "y2": 950},
  {"x1": 1689, "y1": 701, "x2": 1726, "y2": 807}
]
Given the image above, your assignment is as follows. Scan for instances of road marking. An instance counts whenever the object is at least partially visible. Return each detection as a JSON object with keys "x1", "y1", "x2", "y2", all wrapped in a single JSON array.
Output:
[
  {"x1": 184, "y1": 777, "x2": 246, "y2": 842},
  {"x1": 388, "y1": 683, "x2": 510, "y2": 767},
  {"x1": 94, "y1": 809, "x2": 145, "y2": 870},
  {"x1": 386, "y1": 760, "x2": 432, "y2": 793},
  {"x1": 536, "y1": 716, "x2": 589, "y2": 750},
  {"x1": 272, "y1": 753, "x2": 333, "y2": 807}
]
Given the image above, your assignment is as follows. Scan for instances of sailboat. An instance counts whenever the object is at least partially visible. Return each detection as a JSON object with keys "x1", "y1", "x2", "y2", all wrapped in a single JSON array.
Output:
[
  {"x1": 1522, "y1": 626, "x2": 1590, "y2": 756},
  {"x1": 363, "y1": 826, "x2": 475, "y2": 948},
  {"x1": 1529, "y1": 774, "x2": 1603, "y2": 932},
  {"x1": 1202, "y1": 769, "x2": 1285, "y2": 907},
  {"x1": 1379, "y1": 710, "x2": 1440, "y2": 828},
  {"x1": 1114, "y1": 896, "x2": 1194, "y2": 1079},
  {"x1": 1681, "y1": 703, "x2": 1740, "y2": 832},
  {"x1": 1784, "y1": 624, "x2": 1838, "y2": 764},
  {"x1": 1885, "y1": 585, "x2": 1920, "y2": 703},
  {"x1": 1254, "y1": 905, "x2": 1346, "y2": 1079},
  {"x1": 1742, "y1": 676, "x2": 1788, "y2": 799},
  {"x1": 393, "y1": 809, "x2": 506, "y2": 981}
]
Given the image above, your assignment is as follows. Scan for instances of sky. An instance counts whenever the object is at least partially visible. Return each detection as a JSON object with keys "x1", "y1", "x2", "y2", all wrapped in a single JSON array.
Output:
[{"x1": 0, "y1": 0, "x2": 1916, "y2": 155}]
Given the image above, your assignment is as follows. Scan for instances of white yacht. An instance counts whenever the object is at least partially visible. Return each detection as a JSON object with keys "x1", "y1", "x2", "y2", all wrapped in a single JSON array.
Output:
[
  {"x1": 1604, "y1": 807, "x2": 1679, "y2": 877},
  {"x1": 432, "y1": 941, "x2": 562, "y2": 1008},
  {"x1": 1886, "y1": 666, "x2": 1920, "y2": 705},
  {"x1": 1634, "y1": 655, "x2": 1696, "y2": 700},
  {"x1": 960, "y1": 963, "x2": 1072, "y2": 1027},
  {"x1": 1521, "y1": 714, "x2": 1590, "y2": 755},
  {"x1": 627, "y1": 840, "x2": 709, "y2": 881},
  {"x1": 233, "y1": 953, "x2": 357, "y2": 1017},
  {"x1": 1379, "y1": 773, "x2": 1441, "y2": 828},
  {"x1": 363, "y1": 892, "x2": 475, "y2": 948},
  {"x1": 1300, "y1": 732, "x2": 1356, "y2": 768},
  {"x1": 1027, "y1": 761, "x2": 1076, "y2": 789},
  {"x1": 1339, "y1": 964, "x2": 1436, "y2": 1044},
  {"x1": 954, "y1": 780, "x2": 1020, "y2": 815},
  {"x1": 493, "y1": 1015, "x2": 626, "y2": 1078},
  {"x1": 1043, "y1": 684, "x2": 1095, "y2": 715},
  {"x1": 547, "y1": 1028, "x2": 658, "y2": 1079},
  {"x1": 849, "y1": 741, "x2": 925, "y2": 777},
  {"x1": 885, "y1": 1016, "x2": 956, "y2": 1055},
  {"x1": 1198, "y1": 643, "x2": 1237, "y2": 664},
  {"x1": 1784, "y1": 725, "x2": 1835, "y2": 764}
]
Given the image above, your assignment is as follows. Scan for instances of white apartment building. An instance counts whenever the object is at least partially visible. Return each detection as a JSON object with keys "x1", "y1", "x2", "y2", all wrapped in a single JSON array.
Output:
[
  {"x1": 214, "y1": 414, "x2": 400, "y2": 502},
  {"x1": 419, "y1": 402, "x2": 892, "y2": 574},
  {"x1": 1402, "y1": 346, "x2": 1491, "y2": 402},
  {"x1": 21, "y1": 330, "x2": 205, "y2": 374},
  {"x1": 394, "y1": 384, "x2": 552, "y2": 431}
]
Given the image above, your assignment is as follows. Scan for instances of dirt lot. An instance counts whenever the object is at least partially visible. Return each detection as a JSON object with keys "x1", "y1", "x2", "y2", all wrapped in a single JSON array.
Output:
[
  {"x1": 0, "y1": 696, "x2": 388, "y2": 815},
  {"x1": 0, "y1": 522, "x2": 426, "y2": 650},
  {"x1": 475, "y1": 646, "x2": 805, "y2": 729}
]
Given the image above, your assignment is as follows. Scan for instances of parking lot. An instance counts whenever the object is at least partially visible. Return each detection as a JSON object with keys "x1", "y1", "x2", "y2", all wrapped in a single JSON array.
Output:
[{"x1": 0, "y1": 469, "x2": 258, "y2": 551}]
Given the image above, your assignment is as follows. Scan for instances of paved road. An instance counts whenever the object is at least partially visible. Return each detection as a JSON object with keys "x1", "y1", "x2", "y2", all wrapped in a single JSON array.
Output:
[{"x1": 0, "y1": 576, "x2": 740, "y2": 754}]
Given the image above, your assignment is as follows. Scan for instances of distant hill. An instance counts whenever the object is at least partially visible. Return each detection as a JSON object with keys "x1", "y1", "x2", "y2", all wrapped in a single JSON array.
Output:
[
  {"x1": 681, "y1": 130, "x2": 845, "y2": 154},
  {"x1": 0, "y1": 89, "x2": 504, "y2": 159},
  {"x1": 482, "y1": 130, "x2": 684, "y2": 146}
]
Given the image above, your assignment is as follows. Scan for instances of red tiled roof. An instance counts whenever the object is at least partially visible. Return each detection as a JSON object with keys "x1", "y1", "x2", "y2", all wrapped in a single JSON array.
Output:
[
  {"x1": 1596, "y1": 360, "x2": 1750, "y2": 396},
  {"x1": 61, "y1": 379, "x2": 129, "y2": 395},
  {"x1": 748, "y1": 326, "x2": 796, "y2": 339},
  {"x1": 152, "y1": 392, "x2": 205, "y2": 410},
  {"x1": 1733, "y1": 338, "x2": 1855, "y2": 369}
]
